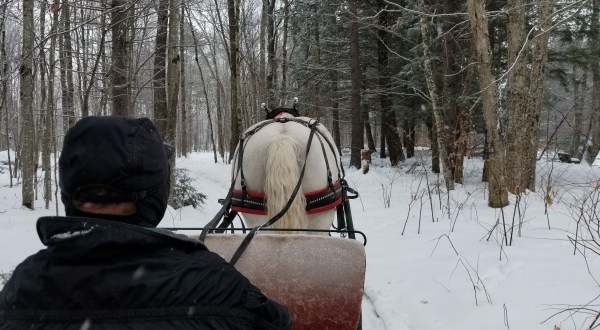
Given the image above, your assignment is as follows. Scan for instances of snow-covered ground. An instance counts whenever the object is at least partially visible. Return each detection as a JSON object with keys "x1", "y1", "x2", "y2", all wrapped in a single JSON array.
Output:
[{"x1": 1, "y1": 149, "x2": 599, "y2": 330}]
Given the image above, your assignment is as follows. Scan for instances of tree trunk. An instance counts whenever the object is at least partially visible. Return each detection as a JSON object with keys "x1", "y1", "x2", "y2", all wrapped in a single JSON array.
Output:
[
  {"x1": 179, "y1": 5, "x2": 188, "y2": 157},
  {"x1": 227, "y1": 0, "x2": 241, "y2": 162},
  {"x1": 348, "y1": 0, "x2": 363, "y2": 169},
  {"x1": 43, "y1": 1, "x2": 59, "y2": 209},
  {"x1": 505, "y1": 0, "x2": 528, "y2": 194},
  {"x1": 454, "y1": 41, "x2": 477, "y2": 184},
  {"x1": 467, "y1": 0, "x2": 509, "y2": 208},
  {"x1": 153, "y1": 0, "x2": 168, "y2": 136},
  {"x1": 99, "y1": 9, "x2": 109, "y2": 116},
  {"x1": 280, "y1": 0, "x2": 290, "y2": 103},
  {"x1": 418, "y1": 0, "x2": 454, "y2": 191},
  {"x1": 523, "y1": 0, "x2": 555, "y2": 191},
  {"x1": 378, "y1": 0, "x2": 403, "y2": 165},
  {"x1": 259, "y1": 0, "x2": 267, "y2": 103},
  {"x1": 363, "y1": 107, "x2": 376, "y2": 151},
  {"x1": 442, "y1": 0, "x2": 464, "y2": 182},
  {"x1": 313, "y1": 6, "x2": 322, "y2": 118},
  {"x1": 111, "y1": 0, "x2": 132, "y2": 116},
  {"x1": 20, "y1": 0, "x2": 35, "y2": 209},
  {"x1": 404, "y1": 114, "x2": 415, "y2": 159},
  {"x1": 426, "y1": 116, "x2": 440, "y2": 173},
  {"x1": 572, "y1": 65, "x2": 585, "y2": 158},
  {"x1": 331, "y1": 64, "x2": 341, "y2": 154},
  {"x1": 209, "y1": 31, "x2": 226, "y2": 160},
  {"x1": 587, "y1": 0, "x2": 600, "y2": 164},
  {"x1": 60, "y1": 1, "x2": 75, "y2": 127},
  {"x1": 82, "y1": 28, "x2": 106, "y2": 118},
  {"x1": 187, "y1": 9, "x2": 218, "y2": 163},
  {"x1": 266, "y1": 0, "x2": 276, "y2": 106},
  {"x1": 166, "y1": 0, "x2": 180, "y2": 148},
  {"x1": 0, "y1": 4, "x2": 13, "y2": 187}
]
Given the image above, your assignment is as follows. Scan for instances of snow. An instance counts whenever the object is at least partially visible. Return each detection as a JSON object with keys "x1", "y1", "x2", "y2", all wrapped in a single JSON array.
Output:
[
  {"x1": 50, "y1": 227, "x2": 95, "y2": 240},
  {"x1": 1, "y1": 149, "x2": 600, "y2": 330}
]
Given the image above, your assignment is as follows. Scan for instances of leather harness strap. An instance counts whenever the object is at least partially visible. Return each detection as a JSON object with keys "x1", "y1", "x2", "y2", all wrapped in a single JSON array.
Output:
[{"x1": 230, "y1": 180, "x2": 344, "y2": 216}]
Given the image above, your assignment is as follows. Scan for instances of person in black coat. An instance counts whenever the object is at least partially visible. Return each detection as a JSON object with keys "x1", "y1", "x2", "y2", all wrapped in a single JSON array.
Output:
[{"x1": 0, "y1": 116, "x2": 292, "y2": 329}]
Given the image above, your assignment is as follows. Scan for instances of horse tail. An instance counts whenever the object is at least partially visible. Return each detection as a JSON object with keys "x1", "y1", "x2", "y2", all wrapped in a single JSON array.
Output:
[{"x1": 264, "y1": 135, "x2": 307, "y2": 231}]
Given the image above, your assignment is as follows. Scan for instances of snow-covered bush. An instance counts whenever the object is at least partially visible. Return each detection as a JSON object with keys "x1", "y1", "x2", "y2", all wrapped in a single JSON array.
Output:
[{"x1": 170, "y1": 168, "x2": 207, "y2": 209}]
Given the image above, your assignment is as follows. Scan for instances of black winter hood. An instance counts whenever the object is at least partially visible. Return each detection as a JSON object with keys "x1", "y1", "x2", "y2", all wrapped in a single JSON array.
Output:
[{"x1": 59, "y1": 116, "x2": 173, "y2": 227}]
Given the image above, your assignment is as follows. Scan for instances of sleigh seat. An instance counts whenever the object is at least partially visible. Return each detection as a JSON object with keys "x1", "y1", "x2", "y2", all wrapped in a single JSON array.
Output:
[{"x1": 202, "y1": 233, "x2": 366, "y2": 330}]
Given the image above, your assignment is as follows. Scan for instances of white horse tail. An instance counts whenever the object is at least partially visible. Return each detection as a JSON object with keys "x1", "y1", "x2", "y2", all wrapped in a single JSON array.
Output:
[{"x1": 264, "y1": 135, "x2": 308, "y2": 231}]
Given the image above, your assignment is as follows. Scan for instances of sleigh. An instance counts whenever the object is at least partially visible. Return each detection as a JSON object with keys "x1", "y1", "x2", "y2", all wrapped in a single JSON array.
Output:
[{"x1": 202, "y1": 231, "x2": 366, "y2": 329}]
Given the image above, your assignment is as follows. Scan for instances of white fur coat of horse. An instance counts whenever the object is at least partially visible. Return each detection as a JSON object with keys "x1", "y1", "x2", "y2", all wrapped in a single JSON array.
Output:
[{"x1": 231, "y1": 113, "x2": 341, "y2": 233}]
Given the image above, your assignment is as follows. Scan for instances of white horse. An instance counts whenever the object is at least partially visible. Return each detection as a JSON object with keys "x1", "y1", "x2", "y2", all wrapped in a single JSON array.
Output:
[{"x1": 230, "y1": 111, "x2": 343, "y2": 234}]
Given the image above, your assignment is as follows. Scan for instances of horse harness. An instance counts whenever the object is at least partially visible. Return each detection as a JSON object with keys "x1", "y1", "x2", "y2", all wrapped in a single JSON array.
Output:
[
  {"x1": 199, "y1": 110, "x2": 358, "y2": 265},
  {"x1": 231, "y1": 116, "x2": 345, "y2": 216}
]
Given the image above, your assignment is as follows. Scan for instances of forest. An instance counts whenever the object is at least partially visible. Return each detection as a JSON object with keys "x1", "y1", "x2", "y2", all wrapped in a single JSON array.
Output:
[{"x1": 0, "y1": 0, "x2": 594, "y2": 209}]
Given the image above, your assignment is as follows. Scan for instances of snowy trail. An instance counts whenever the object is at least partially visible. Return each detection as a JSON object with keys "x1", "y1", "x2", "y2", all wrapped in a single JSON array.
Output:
[{"x1": 2, "y1": 151, "x2": 600, "y2": 329}]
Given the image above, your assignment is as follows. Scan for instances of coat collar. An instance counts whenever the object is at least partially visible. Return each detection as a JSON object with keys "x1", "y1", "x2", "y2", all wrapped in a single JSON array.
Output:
[{"x1": 36, "y1": 216, "x2": 207, "y2": 256}]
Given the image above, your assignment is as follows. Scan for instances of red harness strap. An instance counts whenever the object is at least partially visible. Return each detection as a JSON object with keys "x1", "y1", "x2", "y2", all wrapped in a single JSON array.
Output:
[{"x1": 231, "y1": 180, "x2": 343, "y2": 215}]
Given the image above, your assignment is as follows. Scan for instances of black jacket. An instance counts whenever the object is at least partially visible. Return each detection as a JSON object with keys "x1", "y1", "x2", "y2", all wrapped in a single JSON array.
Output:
[{"x1": 0, "y1": 217, "x2": 292, "y2": 329}]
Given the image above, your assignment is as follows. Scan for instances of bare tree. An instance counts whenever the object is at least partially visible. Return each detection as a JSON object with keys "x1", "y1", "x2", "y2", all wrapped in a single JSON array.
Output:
[
  {"x1": 586, "y1": 0, "x2": 600, "y2": 164},
  {"x1": 166, "y1": 0, "x2": 180, "y2": 148},
  {"x1": 43, "y1": 0, "x2": 60, "y2": 209},
  {"x1": 20, "y1": 0, "x2": 35, "y2": 209},
  {"x1": 111, "y1": 0, "x2": 132, "y2": 115},
  {"x1": 377, "y1": 0, "x2": 403, "y2": 166},
  {"x1": 227, "y1": 0, "x2": 241, "y2": 161},
  {"x1": 348, "y1": 0, "x2": 363, "y2": 169},
  {"x1": 179, "y1": 4, "x2": 188, "y2": 157},
  {"x1": 418, "y1": 0, "x2": 454, "y2": 191},
  {"x1": 505, "y1": 0, "x2": 528, "y2": 194},
  {"x1": 153, "y1": 0, "x2": 168, "y2": 136},
  {"x1": 60, "y1": 1, "x2": 75, "y2": 128},
  {"x1": 442, "y1": 0, "x2": 467, "y2": 183},
  {"x1": 188, "y1": 11, "x2": 217, "y2": 163},
  {"x1": 467, "y1": 0, "x2": 508, "y2": 207},
  {"x1": 523, "y1": 0, "x2": 555, "y2": 191},
  {"x1": 82, "y1": 26, "x2": 107, "y2": 118},
  {"x1": 280, "y1": 0, "x2": 290, "y2": 103},
  {"x1": 259, "y1": 0, "x2": 267, "y2": 103},
  {"x1": 266, "y1": 0, "x2": 276, "y2": 106},
  {"x1": 0, "y1": 2, "x2": 12, "y2": 187}
]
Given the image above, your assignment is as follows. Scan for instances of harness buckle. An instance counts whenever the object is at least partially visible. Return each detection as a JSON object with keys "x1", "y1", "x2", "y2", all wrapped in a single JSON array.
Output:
[
  {"x1": 327, "y1": 170, "x2": 334, "y2": 191},
  {"x1": 241, "y1": 179, "x2": 248, "y2": 196}
]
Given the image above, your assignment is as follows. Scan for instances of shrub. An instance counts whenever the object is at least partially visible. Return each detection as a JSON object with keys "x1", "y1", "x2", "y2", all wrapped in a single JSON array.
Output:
[
  {"x1": 0, "y1": 270, "x2": 12, "y2": 285},
  {"x1": 170, "y1": 168, "x2": 207, "y2": 209}
]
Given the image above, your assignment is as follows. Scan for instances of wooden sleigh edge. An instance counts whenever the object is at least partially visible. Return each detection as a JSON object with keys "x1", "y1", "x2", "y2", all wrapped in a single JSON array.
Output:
[{"x1": 200, "y1": 234, "x2": 366, "y2": 330}]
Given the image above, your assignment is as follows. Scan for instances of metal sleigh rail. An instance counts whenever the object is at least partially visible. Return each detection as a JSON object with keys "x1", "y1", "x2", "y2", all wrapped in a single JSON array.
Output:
[{"x1": 160, "y1": 227, "x2": 368, "y2": 246}]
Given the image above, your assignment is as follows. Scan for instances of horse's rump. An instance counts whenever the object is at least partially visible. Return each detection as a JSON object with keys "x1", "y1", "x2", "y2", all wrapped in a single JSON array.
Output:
[{"x1": 232, "y1": 115, "x2": 340, "y2": 232}]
